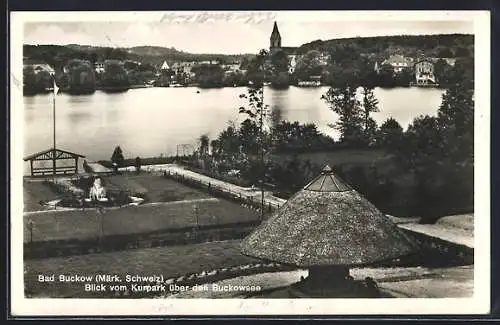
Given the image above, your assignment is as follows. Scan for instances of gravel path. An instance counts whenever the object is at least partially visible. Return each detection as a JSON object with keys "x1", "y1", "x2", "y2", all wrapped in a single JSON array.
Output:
[{"x1": 168, "y1": 265, "x2": 474, "y2": 298}]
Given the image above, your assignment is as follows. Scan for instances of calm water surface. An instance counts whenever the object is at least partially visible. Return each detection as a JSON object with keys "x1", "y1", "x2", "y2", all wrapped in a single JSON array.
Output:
[{"x1": 24, "y1": 86, "x2": 444, "y2": 162}]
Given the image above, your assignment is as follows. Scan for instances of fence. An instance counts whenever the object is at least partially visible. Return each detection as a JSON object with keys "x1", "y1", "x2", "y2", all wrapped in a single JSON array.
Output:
[
  {"x1": 159, "y1": 169, "x2": 282, "y2": 214},
  {"x1": 25, "y1": 220, "x2": 261, "y2": 259}
]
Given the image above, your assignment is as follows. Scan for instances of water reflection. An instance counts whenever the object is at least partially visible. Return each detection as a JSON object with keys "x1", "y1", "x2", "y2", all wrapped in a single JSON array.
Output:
[
  {"x1": 24, "y1": 86, "x2": 444, "y2": 161},
  {"x1": 66, "y1": 93, "x2": 95, "y2": 104},
  {"x1": 66, "y1": 110, "x2": 93, "y2": 124}
]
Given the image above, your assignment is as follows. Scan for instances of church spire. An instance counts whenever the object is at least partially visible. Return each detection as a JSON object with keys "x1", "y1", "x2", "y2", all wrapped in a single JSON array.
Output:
[
  {"x1": 272, "y1": 21, "x2": 280, "y2": 35},
  {"x1": 270, "y1": 21, "x2": 282, "y2": 51}
]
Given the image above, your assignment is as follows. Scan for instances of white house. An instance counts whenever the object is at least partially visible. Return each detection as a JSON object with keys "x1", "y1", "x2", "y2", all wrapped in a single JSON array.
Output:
[
  {"x1": 94, "y1": 61, "x2": 105, "y2": 73},
  {"x1": 23, "y1": 60, "x2": 55, "y2": 75},
  {"x1": 414, "y1": 59, "x2": 436, "y2": 85},
  {"x1": 160, "y1": 61, "x2": 170, "y2": 70},
  {"x1": 381, "y1": 55, "x2": 414, "y2": 73}
]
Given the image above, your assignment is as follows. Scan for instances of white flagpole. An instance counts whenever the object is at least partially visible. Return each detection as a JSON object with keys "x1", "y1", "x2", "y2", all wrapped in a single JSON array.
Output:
[{"x1": 52, "y1": 75, "x2": 58, "y2": 180}]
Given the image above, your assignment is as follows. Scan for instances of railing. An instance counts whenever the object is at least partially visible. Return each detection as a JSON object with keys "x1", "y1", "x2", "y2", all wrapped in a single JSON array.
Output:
[
  {"x1": 133, "y1": 168, "x2": 282, "y2": 213},
  {"x1": 32, "y1": 166, "x2": 76, "y2": 176},
  {"x1": 162, "y1": 169, "x2": 281, "y2": 213}
]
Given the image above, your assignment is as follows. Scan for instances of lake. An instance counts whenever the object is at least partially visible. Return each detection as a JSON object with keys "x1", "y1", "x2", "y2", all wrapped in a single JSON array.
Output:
[{"x1": 23, "y1": 86, "x2": 444, "y2": 162}]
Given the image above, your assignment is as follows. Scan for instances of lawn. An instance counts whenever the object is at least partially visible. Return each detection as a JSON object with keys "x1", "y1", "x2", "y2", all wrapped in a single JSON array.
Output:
[
  {"x1": 24, "y1": 199, "x2": 260, "y2": 243},
  {"x1": 23, "y1": 173, "x2": 212, "y2": 212},
  {"x1": 24, "y1": 240, "x2": 258, "y2": 298},
  {"x1": 80, "y1": 173, "x2": 211, "y2": 203},
  {"x1": 121, "y1": 174, "x2": 210, "y2": 202},
  {"x1": 23, "y1": 180, "x2": 60, "y2": 212},
  {"x1": 272, "y1": 148, "x2": 388, "y2": 169}
]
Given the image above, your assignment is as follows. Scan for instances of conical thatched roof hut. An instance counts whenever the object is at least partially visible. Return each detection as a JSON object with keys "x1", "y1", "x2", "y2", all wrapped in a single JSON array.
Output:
[{"x1": 241, "y1": 165, "x2": 418, "y2": 268}]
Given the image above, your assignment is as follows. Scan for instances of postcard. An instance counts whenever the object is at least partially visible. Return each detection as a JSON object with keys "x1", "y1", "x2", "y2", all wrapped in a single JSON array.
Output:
[{"x1": 10, "y1": 10, "x2": 490, "y2": 316}]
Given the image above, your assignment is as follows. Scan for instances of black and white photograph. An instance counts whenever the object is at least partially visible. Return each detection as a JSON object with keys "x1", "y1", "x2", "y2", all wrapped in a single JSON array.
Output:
[{"x1": 10, "y1": 10, "x2": 490, "y2": 316}]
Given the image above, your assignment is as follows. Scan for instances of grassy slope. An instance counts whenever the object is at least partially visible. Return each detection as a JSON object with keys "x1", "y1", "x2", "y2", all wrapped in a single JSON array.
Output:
[
  {"x1": 25, "y1": 240, "x2": 257, "y2": 298},
  {"x1": 23, "y1": 181, "x2": 60, "y2": 212},
  {"x1": 24, "y1": 173, "x2": 259, "y2": 243},
  {"x1": 24, "y1": 199, "x2": 259, "y2": 243}
]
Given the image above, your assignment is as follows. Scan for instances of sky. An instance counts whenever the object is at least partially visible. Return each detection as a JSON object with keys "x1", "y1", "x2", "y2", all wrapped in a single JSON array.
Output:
[{"x1": 22, "y1": 12, "x2": 474, "y2": 54}]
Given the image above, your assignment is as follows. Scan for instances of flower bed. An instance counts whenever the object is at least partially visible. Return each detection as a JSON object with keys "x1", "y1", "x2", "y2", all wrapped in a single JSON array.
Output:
[{"x1": 40, "y1": 176, "x2": 148, "y2": 209}]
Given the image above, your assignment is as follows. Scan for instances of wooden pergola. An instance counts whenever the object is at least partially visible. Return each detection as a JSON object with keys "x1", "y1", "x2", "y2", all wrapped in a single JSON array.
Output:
[{"x1": 23, "y1": 148, "x2": 86, "y2": 177}]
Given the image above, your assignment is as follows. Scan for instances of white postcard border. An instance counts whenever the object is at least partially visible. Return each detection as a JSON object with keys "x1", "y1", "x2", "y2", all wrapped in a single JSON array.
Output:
[{"x1": 10, "y1": 10, "x2": 491, "y2": 316}]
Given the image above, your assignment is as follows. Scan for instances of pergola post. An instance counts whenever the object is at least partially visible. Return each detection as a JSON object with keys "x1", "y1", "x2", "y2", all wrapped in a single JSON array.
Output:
[
  {"x1": 75, "y1": 156, "x2": 79, "y2": 174},
  {"x1": 30, "y1": 159, "x2": 34, "y2": 177},
  {"x1": 52, "y1": 149, "x2": 56, "y2": 177}
]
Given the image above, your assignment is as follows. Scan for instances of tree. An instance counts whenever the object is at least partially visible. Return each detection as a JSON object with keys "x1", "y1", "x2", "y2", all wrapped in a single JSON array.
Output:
[
  {"x1": 238, "y1": 119, "x2": 260, "y2": 156},
  {"x1": 238, "y1": 50, "x2": 271, "y2": 142},
  {"x1": 270, "y1": 72, "x2": 290, "y2": 89},
  {"x1": 135, "y1": 157, "x2": 142, "y2": 174},
  {"x1": 436, "y1": 46, "x2": 454, "y2": 58},
  {"x1": 90, "y1": 52, "x2": 99, "y2": 65},
  {"x1": 437, "y1": 72, "x2": 474, "y2": 165},
  {"x1": 360, "y1": 86, "x2": 379, "y2": 143},
  {"x1": 389, "y1": 67, "x2": 474, "y2": 220},
  {"x1": 238, "y1": 49, "x2": 270, "y2": 219},
  {"x1": 454, "y1": 46, "x2": 470, "y2": 57},
  {"x1": 111, "y1": 146, "x2": 125, "y2": 173},
  {"x1": 217, "y1": 124, "x2": 240, "y2": 158},
  {"x1": 210, "y1": 139, "x2": 220, "y2": 157},
  {"x1": 377, "y1": 118, "x2": 404, "y2": 149},
  {"x1": 198, "y1": 134, "x2": 210, "y2": 157},
  {"x1": 102, "y1": 61, "x2": 130, "y2": 87},
  {"x1": 64, "y1": 60, "x2": 96, "y2": 94},
  {"x1": 377, "y1": 63, "x2": 396, "y2": 87},
  {"x1": 245, "y1": 49, "x2": 269, "y2": 86},
  {"x1": 394, "y1": 67, "x2": 413, "y2": 87},
  {"x1": 194, "y1": 64, "x2": 225, "y2": 88},
  {"x1": 23, "y1": 66, "x2": 39, "y2": 95},
  {"x1": 433, "y1": 59, "x2": 452, "y2": 85},
  {"x1": 321, "y1": 86, "x2": 364, "y2": 145},
  {"x1": 294, "y1": 50, "x2": 322, "y2": 81},
  {"x1": 270, "y1": 50, "x2": 289, "y2": 74}
]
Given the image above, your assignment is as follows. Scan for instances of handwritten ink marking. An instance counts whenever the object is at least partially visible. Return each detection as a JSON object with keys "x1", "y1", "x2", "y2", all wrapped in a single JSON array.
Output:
[{"x1": 160, "y1": 12, "x2": 276, "y2": 25}]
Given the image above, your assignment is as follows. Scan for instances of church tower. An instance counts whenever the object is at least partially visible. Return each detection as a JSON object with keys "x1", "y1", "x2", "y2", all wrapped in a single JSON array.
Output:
[{"x1": 269, "y1": 21, "x2": 282, "y2": 52}]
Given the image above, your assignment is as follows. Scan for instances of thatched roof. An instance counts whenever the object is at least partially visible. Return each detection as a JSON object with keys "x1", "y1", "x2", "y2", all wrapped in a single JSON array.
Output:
[{"x1": 240, "y1": 165, "x2": 418, "y2": 267}]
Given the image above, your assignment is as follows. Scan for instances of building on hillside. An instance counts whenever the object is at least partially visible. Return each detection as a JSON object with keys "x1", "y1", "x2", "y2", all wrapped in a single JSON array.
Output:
[
  {"x1": 223, "y1": 64, "x2": 244, "y2": 76},
  {"x1": 94, "y1": 61, "x2": 105, "y2": 73},
  {"x1": 288, "y1": 55, "x2": 298, "y2": 74},
  {"x1": 63, "y1": 60, "x2": 92, "y2": 74},
  {"x1": 381, "y1": 54, "x2": 414, "y2": 73},
  {"x1": 269, "y1": 22, "x2": 329, "y2": 75},
  {"x1": 160, "y1": 60, "x2": 170, "y2": 70},
  {"x1": 172, "y1": 61, "x2": 191, "y2": 70},
  {"x1": 23, "y1": 59, "x2": 55, "y2": 75},
  {"x1": 428, "y1": 57, "x2": 457, "y2": 67},
  {"x1": 414, "y1": 59, "x2": 436, "y2": 85},
  {"x1": 198, "y1": 60, "x2": 215, "y2": 65},
  {"x1": 222, "y1": 63, "x2": 242, "y2": 72},
  {"x1": 125, "y1": 60, "x2": 142, "y2": 66},
  {"x1": 297, "y1": 75, "x2": 322, "y2": 87},
  {"x1": 104, "y1": 59, "x2": 125, "y2": 66},
  {"x1": 317, "y1": 53, "x2": 330, "y2": 66}
]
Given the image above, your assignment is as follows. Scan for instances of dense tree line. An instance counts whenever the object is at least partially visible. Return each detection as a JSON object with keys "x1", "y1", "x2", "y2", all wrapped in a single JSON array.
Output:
[
  {"x1": 99, "y1": 60, "x2": 130, "y2": 88},
  {"x1": 24, "y1": 33, "x2": 474, "y2": 92},
  {"x1": 56, "y1": 59, "x2": 96, "y2": 94},
  {"x1": 298, "y1": 34, "x2": 473, "y2": 58},
  {"x1": 23, "y1": 44, "x2": 252, "y2": 74}
]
